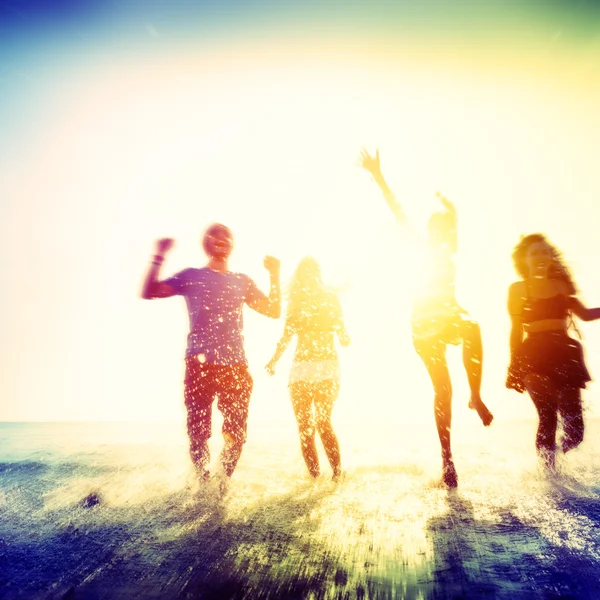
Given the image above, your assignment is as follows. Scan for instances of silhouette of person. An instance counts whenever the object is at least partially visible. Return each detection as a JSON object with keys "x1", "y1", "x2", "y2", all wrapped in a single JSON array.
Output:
[
  {"x1": 359, "y1": 148, "x2": 493, "y2": 488},
  {"x1": 265, "y1": 257, "x2": 350, "y2": 479},
  {"x1": 506, "y1": 233, "x2": 600, "y2": 470},
  {"x1": 141, "y1": 223, "x2": 281, "y2": 481}
]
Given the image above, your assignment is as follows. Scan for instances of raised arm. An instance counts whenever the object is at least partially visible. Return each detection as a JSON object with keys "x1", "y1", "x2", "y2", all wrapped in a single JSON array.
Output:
[
  {"x1": 359, "y1": 147, "x2": 408, "y2": 228},
  {"x1": 569, "y1": 297, "x2": 600, "y2": 322},
  {"x1": 436, "y1": 192, "x2": 457, "y2": 218},
  {"x1": 246, "y1": 256, "x2": 281, "y2": 318},
  {"x1": 141, "y1": 238, "x2": 177, "y2": 299}
]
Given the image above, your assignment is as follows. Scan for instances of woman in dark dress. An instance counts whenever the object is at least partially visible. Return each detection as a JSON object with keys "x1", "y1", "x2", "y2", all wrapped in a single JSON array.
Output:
[{"x1": 507, "y1": 233, "x2": 600, "y2": 469}]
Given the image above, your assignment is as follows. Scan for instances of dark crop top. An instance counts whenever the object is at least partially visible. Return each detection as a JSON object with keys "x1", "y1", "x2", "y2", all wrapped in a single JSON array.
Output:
[{"x1": 522, "y1": 293, "x2": 570, "y2": 324}]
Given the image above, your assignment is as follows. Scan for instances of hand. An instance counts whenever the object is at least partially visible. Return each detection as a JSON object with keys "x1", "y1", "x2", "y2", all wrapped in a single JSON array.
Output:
[
  {"x1": 358, "y1": 147, "x2": 381, "y2": 177},
  {"x1": 263, "y1": 256, "x2": 280, "y2": 275},
  {"x1": 155, "y1": 238, "x2": 175, "y2": 256},
  {"x1": 265, "y1": 362, "x2": 275, "y2": 376},
  {"x1": 436, "y1": 192, "x2": 456, "y2": 215},
  {"x1": 338, "y1": 331, "x2": 351, "y2": 347}
]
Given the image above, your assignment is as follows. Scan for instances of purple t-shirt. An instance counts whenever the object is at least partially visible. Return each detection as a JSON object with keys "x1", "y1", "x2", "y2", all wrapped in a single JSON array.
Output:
[{"x1": 164, "y1": 267, "x2": 263, "y2": 365}]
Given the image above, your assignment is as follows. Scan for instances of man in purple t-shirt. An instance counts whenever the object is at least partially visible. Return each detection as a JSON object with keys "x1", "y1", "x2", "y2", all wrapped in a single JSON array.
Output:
[{"x1": 141, "y1": 223, "x2": 281, "y2": 481}]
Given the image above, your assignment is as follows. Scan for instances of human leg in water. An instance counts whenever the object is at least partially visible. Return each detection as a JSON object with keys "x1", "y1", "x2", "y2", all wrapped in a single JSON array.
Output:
[
  {"x1": 186, "y1": 405, "x2": 212, "y2": 481},
  {"x1": 313, "y1": 380, "x2": 342, "y2": 480},
  {"x1": 184, "y1": 357, "x2": 215, "y2": 481},
  {"x1": 558, "y1": 386, "x2": 584, "y2": 454},
  {"x1": 525, "y1": 374, "x2": 559, "y2": 470},
  {"x1": 460, "y1": 319, "x2": 493, "y2": 426},
  {"x1": 216, "y1": 367, "x2": 253, "y2": 478},
  {"x1": 290, "y1": 382, "x2": 320, "y2": 477},
  {"x1": 417, "y1": 341, "x2": 458, "y2": 487}
]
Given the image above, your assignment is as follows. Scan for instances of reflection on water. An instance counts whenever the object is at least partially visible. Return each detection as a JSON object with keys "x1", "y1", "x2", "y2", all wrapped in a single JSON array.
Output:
[{"x1": 1, "y1": 419, "x2": 599, "y2": 599}]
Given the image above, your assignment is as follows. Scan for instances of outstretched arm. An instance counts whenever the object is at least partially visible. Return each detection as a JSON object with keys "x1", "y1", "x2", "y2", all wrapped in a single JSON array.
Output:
[
  {"x1": 508, "y1": 315, "x2": 524, "y2": 361},
  {"x1": 507, "y1": 283, "x2": 525, "y2": 357},
  {"x1": 332, "y1": 296, "x2": 350, "y2": 346},
  {"x1": 506, "y1": 283, "x2": 526, "y2": 392},
  {"x1": 265, "y1": 325, "x2": 294, "y2": 375},
  {"x1": 247, "y1": 256, "x2": 281, "y2": 318},
  {"x1": 358, "y1": 148, "x2": 408, "y2": 228},
  {"x1": 141, "y1": 238, "x2": 177, "y2": 299},
  {"x1": 569, "y1": 297, "x2": 600, "y2": 322}
]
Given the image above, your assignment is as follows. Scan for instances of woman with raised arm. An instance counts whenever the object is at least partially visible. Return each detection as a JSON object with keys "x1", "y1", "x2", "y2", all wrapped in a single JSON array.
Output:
[
  {"x1": 507, "y1": 233, "x2": 600, "y2": 470},
  {"x1": 359, "y1": 148, "x2": 493, "y2": 488},
  {"x1": 265, "y1": 257, "x2": 350, "y2": 480}
]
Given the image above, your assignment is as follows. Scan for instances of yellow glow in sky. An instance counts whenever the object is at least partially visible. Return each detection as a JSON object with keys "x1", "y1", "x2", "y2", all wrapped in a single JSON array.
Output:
[{"x1": 2, "y1": 29, "x2": 600, "y2": 423}]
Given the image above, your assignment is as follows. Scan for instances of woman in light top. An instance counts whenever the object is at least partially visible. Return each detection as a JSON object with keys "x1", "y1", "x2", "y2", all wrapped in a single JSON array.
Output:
[
  {"x1": 359, "y1": 148, "x2": 493, "y2": 488},
  {"x1": 265, "y1": 257, "x2": 350, "y2": 479},
  {"x1": 507, "y1": 233, "x2": 600, "y2": 469}
]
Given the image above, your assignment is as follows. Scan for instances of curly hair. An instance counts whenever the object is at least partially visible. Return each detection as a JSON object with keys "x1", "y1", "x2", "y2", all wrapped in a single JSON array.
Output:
[{"x1": 511, "y1": 233, "x2": 577, "y2": 294}]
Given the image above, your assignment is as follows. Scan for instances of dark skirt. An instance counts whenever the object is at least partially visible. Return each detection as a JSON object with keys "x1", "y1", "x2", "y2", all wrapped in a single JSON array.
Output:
[{"x1": 506, "y1": 331, "x2": 591, "y2": 393}]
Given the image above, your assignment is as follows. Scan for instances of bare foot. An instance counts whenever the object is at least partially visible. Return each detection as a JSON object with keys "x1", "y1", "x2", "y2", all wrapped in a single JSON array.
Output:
[
  {"x1": 539, "y1": 448, "x2": 556, "y2": 472},
  {"x1": 469, "y1": 395, "x2": 494, "y2": 426},
  {"x1": 332, "y1": 469, "x2": 345, "y2": 483},
  {"x1": 561, "y1": 437, "x2": 582, "y2": 454},
  {"x1": 442, "y1": 460, "x2": 458, "y2": 488}
]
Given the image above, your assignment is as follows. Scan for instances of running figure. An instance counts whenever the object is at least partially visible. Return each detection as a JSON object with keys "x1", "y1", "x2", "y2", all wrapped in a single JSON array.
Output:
[
  {"x1": 506, "y1": 233, "x2": 600, "y2": 470},
  {"x1": 141, "y1": 224, "x2": 281, "y2": 481},
  {"x1": 265, "y1": 257, "x2": 350, "y2": 480},
  {"x1": 359, "y1": 148, "x2": 493, "y2": 488}
]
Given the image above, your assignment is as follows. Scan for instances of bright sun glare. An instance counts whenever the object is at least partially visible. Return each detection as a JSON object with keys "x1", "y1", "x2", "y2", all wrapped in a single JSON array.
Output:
[{"x1": 4, "y1": 30, "x2": 600, "y2": 424}]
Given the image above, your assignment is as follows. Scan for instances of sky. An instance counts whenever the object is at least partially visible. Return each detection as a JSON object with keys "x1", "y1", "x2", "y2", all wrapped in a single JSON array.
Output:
[{"x1": 1, "y1": 0, "x2": 600, "y2": 424}]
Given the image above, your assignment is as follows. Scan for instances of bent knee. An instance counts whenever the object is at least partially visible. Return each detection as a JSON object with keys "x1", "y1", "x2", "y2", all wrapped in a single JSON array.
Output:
[
  {"x1": 433, "y1": 383, "x2": 452, "y2": 402},
  {"x1": 315, "y1": 416, "x2": 334, "y2": 433},
  {"x1": 298, "y1": 424, "x2": 316, "y2": 439},
  {"x1": 223, "y1": 431, "x2": 246, "y2": 449},
  {"x1": 461, "y1": 319, "x2": 480, "y2": 338}
]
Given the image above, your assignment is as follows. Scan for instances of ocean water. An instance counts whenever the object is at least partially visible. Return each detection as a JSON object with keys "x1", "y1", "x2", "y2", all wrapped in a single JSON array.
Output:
[{"x1": 1, "y1": 417, "x2": 600, "y2": 599}]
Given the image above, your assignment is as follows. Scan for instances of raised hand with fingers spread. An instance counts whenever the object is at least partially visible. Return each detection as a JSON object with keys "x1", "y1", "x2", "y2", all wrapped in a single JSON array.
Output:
[{"x1": 358, "y1": 146, "x2": 493, "y2": 489}]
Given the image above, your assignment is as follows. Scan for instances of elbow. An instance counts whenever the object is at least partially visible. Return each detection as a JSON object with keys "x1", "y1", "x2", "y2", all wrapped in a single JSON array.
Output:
[
  {"x1": 573, "y1": 309, "x2": 590, "y2": 322},
  {"x1": 141, "y1": 286, "x2": 158, "y2": 300}
]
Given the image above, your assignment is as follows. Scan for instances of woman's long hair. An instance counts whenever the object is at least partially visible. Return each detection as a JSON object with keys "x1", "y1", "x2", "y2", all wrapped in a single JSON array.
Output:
[
  {"x1": 512, "y1": 233, "x2": 579, "y2": 336},
  {"x1": 286, "y1": 256, "x2": 329, "y2": 319},
  {"x1": 511, "y1": 233, "x2": 577, "y2": 294}
]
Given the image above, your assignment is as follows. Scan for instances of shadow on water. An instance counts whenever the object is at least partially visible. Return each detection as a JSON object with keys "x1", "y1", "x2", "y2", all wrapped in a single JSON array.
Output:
[
  {"x1": 424, "y1": 490, "x2": 600, "y2": 600},
  {"x1": 3, "y1": 462, "x2": 600, "y2": 599},
  {"x1": 2, "y1": 478, "x2": 365, "y2": 600}
]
